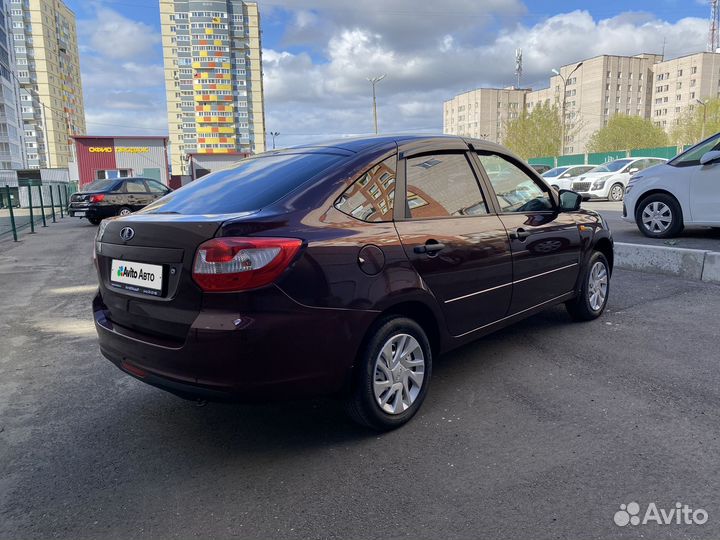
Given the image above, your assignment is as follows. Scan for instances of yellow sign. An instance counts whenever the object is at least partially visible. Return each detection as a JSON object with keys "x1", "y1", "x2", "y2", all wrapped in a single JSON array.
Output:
[
  {"x1": 117, "y1": 147, "x2": 149, "y2": 153},
  {"x1": 88, "y1": 147, "x2": 149, "y2": 153}
]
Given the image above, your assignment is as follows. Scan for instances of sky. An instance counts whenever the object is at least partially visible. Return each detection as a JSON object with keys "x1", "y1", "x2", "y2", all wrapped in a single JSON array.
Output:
[{"x1": 67, "y1": 0, "x2": 711, "y2": 147}]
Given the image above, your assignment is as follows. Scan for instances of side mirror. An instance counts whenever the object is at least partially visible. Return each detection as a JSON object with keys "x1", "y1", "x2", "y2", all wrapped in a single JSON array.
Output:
[
  {"x1": 628, "y1": 167, "x2": 639, "y2": 173},
  {"x1": 700, "y1": 150, "x2": 720, "y2": 165},
  {"x1": 558, "y1": 189, "x2": 582, "y2": 212}
]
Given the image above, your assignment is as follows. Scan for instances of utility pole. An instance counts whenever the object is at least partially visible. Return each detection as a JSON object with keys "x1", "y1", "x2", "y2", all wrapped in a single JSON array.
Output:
[
  {"x1": 367, "y1": 74, "x2": 386, "y2": 134},
  {"x1": 268, "y1": 131, "x2": 279, "y2": 149},
  {"x1": 515, "y1": 49, "x2": 522, "y2": 89},
  {"x1": 709, "y1": 0, "x2": 719, "y2": 52},
  {"x1": 552, "y1": 62, "x2": 583, "y2": 156},
  {"x1": 696, "y1": 99, "x2": 708, "y2": 141}
]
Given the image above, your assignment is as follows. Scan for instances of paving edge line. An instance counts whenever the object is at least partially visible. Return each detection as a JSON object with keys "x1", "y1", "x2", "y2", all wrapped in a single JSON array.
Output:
[{"x1": 614, "y1": 242, "x2": 720, "y2": 283}]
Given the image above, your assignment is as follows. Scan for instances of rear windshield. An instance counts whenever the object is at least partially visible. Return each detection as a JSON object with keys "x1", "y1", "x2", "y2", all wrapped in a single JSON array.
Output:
[
  {"x1": 83, "y1": 179, "x2": 119, "y2": 192},
  {"x1": 143, "y1": 152, "x2": 346, "y2": 215}
]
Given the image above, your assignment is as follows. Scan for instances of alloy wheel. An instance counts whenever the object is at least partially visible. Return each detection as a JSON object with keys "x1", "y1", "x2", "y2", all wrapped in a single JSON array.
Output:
[
  {"x1": 119, "y1": 208, "x2": 132, "y2": 216},
  {"x1": 641, "y1": 201, "x2": 672, "y2": 234},
  {"x1": 609, "y1": 184, "x2": 624, "y2": 201},
  {"x1": 372, "y1": 333, "x2": 425, "y2": 415},
  {"x1": 587, "y1": 261, "x2": 608, "y2": 311}
]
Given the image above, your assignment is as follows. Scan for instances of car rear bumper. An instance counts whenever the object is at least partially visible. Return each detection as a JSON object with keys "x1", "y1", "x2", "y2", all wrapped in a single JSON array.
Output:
[
  {"x1": 93, "y1": 289, "x2": 378, "y2": 401},
  {"x1": 68, "y1": 204, "x2": 114, "y2": 219}
]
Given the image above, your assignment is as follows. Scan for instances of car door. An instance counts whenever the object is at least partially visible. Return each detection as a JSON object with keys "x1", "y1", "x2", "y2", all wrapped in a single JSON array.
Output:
[
  {"x1": 124, "y1": 178, "x2": 152, "y2": 210},
  {"x1": 394, "y1": 149, "x2": 513, "y2": 337},
  {"x1": 689, "y1": 161, "x2": 720, "y2": 224},
  {"x1": 473, "y1": 152, "x2": 582, "y2": 314}
]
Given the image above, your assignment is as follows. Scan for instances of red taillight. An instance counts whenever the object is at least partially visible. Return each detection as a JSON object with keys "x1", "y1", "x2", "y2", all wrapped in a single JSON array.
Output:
[
  {"x1": 192, "y1": 237, "x2": 303, "y2": 292},
  {"x1": 89, "y1": 194, "x2": 105, "y2": 203},
  {"x1": 120, "y1": 361, "x2": 147, "y2": 379}
]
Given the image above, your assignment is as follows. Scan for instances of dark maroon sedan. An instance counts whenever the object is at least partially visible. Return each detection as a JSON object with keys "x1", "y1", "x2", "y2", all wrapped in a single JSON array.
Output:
[{"x1": 93, "y1": 135, "x2": 613, "y2": 430}]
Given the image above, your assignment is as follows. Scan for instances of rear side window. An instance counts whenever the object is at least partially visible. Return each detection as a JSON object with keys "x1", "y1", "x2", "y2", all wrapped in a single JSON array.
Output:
[
  {"x1": 405, "y1": 153, "x2": 488, "y2": 219},
  {"x1": 143, "y1": 153, "x2": 345, "y2": 214},
  {"x1": 125, "y1": 179, "x2": 149, "y2": 193},
  {"x1": 335, "y1": 156, "x2": 396, "y2": 222}
]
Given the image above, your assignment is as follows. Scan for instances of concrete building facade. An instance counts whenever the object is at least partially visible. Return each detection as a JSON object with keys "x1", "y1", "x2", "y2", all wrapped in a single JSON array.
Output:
[
  {"x1": 0, "y1": 0, "x2": 23, "y2": 169},
  {"x1": 160, "y1": 0, "x2": 266, "y2": 176},
  {"x1": 650, "y1": 52, "x2": 720, "y2": 131},
  {"x1": 526, "y1": 54, "x2": 661, "y2": 154},
  {"x1": 9, "y1": 0, "x2": 85, "y2": 169},
  {"x1": 443, "y1": 87, "x2": 530, "y2": 143}
]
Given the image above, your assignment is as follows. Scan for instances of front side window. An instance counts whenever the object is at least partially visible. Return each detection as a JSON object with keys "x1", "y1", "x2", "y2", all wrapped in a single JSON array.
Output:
[
  {"x1": 669, "y1": 134, "x2": 720, "y2": 167},
  {"x1": 405, "y1": 153, "x2": 488, "y2": 219},
  {"x1": 476, "y1": 154, "x2": 554, "y2": 213},
  {"x1": 334, "y1": 156, "x2": 396, "y2": 222}
]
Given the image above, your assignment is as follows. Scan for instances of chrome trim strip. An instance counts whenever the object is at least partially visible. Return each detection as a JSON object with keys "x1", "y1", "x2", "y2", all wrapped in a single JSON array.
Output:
[
  {"x1": 454, "y1": 291, "x2": 574, "y2": 338},
  {"x1": 444, "y1": 281, "x2": 512, "y2": 304},
  {"x1": 512, "y1": 263, "x2": 578, "y2": 285},
  {"x1": 444, "y1": 263, "x2": 578, "y2": 304}
]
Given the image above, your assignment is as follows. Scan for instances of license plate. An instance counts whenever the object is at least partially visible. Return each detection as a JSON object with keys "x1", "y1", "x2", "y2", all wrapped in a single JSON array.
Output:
[
  {"x1": 74, "y1": 211, "x2": 86, "y2": 217},
  {"x1": 110, "y1": 259, "x2": 163, "y2": 296}
]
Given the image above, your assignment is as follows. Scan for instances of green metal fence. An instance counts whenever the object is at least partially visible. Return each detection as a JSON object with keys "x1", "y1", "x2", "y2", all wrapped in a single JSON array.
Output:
[
  {"x1": 1, "y1": 183, "x2": 70, "y2": 242},
  {"x1": 528, "y1": 144, "x2": 689, "y2": 168}
]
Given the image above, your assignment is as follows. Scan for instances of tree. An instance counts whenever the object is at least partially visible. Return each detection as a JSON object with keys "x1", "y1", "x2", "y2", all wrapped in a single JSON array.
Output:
[
  {"x1": 502, "y1": 103, "x2": 561, "y2": 160},
  {"x1": 586, "y1": 115, "x2": 668, "y2": 153},
  {"x1": 670, "y1": 97, "x2": 720, "y2": 146}
]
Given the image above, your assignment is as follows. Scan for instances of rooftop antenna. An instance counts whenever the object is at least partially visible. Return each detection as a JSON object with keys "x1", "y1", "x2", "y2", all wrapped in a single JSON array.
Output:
[
  {"x1": 709, "y1": 0, "x2": 720, "y2": 52},
  {"x1": 515, "y1": 48, "x2": 523, "y2": 89},
  {"x1": 661, "y1": 37, "x2": 666, "y2": 58}
]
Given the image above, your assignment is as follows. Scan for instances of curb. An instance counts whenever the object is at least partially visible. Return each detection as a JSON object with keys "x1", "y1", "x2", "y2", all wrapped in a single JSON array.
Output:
[{"x1": 615, "y1": 242, "x2": 720, "y2": 283}]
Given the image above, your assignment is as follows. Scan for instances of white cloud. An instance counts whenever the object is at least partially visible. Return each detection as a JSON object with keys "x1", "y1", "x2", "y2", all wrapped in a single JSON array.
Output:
[
  {"x1": 263, "y1": 9, "x2": 708, "y2": 147},
  {"x1": 77, "y1": 7, "x2": 167, "y2": 136}
]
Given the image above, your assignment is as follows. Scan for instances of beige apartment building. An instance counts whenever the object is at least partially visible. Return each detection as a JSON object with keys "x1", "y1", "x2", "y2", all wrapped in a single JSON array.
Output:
[
  {"x1": 526, "y1": 54, "x2": 661, "y2": 154},
  {"x1": 160, "y1": 0, "x2": 266, "y2": 175},
  {"x1": 443, "y1": 87, "x2": 530, "y2": 143},
  {"x1": 650, "y1": 52, "x2": 720, "y2": 131},
  {"x1": 9, "y1": 0, "x2": 86, "y2": 169}
]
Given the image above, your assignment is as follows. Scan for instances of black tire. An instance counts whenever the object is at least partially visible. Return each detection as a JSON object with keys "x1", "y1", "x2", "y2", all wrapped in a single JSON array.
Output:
[
  {"x1": 608, "y1": 182, "x2": 625, "y2": 201},
  {"x1": 635, "y1": 193, "x2": 683, "y2": 238},
  {"x1": 345, "y1": 316, "x2": 432, "y2": 431},
  {"x1": 88, "y1": 217, "x2": 101, "y2": 226},
  {"x1": 565, "y1": 251, "x2": 610, "y2": 321},
  {"x1": 118, "y1": 206, "x2": 132, "y2": 217}
]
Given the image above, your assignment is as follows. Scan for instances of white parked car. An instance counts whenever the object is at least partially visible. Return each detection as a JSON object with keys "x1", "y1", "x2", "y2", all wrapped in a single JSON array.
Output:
[
  {"x1": 622, "y1": 133, "x2": 720, "y2": 238},
  {"x1": 571, "y1": 157, "x2": 667, "y2": 201},
  {"x1": 541, "y1": 165, "x2": 595, "y2": 191}
]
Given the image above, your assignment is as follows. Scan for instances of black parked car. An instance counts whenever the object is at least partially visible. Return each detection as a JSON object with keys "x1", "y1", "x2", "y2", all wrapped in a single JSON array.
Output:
[{"x1": 69, "y1": 177, "x2": 172, "y2": 225}]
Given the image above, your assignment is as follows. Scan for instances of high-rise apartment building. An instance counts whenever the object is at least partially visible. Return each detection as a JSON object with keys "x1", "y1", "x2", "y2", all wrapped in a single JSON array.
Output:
[
  {"x1": 160, "y1": 0, "x2": 266, "y2": 175},
  {"x1": 650, "y1": 52, "x2": 720, "y2": 131},
  {"x1": 0, "y1": 0, "x2": 24, "y2": 169},
  {"x1": 443, "y1": 87, "x2": 530, "y2": 143},
  {"x1": 9, "y1": 0, "x2": 85, "y2": 169},
  {"x1": 526, "y1": 54, "x2": 662, "y2": 154}
]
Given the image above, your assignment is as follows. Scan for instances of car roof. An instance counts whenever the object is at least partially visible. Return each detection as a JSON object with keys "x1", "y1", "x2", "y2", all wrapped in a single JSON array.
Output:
[{"x1": 265, "y1": 134, "x2": 512, "y2": 156}]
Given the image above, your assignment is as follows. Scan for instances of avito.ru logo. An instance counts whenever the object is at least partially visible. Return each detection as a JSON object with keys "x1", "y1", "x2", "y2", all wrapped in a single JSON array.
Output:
[
  {"x1": 117, "y1": 265, "x2": 155, "y2": 282},
  {"x1": 614, "y1": 501, "x2": 708, "y2": 527}
]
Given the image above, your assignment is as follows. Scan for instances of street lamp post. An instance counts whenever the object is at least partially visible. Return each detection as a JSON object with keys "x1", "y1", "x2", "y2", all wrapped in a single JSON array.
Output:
[
  {"x1": 367, "y1": 74, "x2": 386, "y2": 134},
  {"x1": 552, "y1": 62, "x2": 583, "y2": 156},
  {"x1": 268, "y1": 131, "x2": 280, "y2": 149},
  {"x1": 695, "y1": 99, "x2": 708, "y2": 141}
]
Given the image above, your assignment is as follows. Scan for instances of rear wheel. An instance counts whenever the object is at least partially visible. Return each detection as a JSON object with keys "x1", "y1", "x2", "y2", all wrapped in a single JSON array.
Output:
[
  {"x1": 566, "y1": 251, "x2": 610, "y2": 321},
  {"x1": 635, "y1": 193, "x2": 683, "y2": 238},
  {"x1": 345, "y1": 316, "x2": 432, "y2": 430},
  {"x1": 118, "y1": 206, "x2": 132, "y2": 217},
  {"x1": 608, "y1": 183, "x2": 625, "y2": 201}
]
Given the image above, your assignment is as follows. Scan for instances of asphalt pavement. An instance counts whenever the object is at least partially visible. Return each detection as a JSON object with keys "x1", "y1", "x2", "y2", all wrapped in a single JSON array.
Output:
[
  {"x1": 2, "y1": 218, "x2": 720, "y2": 540},
  {"x1": 584, "y1": 201, "x2": 720, "y2": 250}
]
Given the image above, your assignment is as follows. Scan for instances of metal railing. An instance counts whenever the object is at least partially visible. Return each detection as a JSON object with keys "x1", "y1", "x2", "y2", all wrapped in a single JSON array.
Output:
[{"x1": 1, "y1": 183, "x2": 71, "y2": 242}]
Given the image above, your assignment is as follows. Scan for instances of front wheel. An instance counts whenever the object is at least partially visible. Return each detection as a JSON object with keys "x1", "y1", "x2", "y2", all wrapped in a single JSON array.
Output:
[
  {"x1": 608, "y1": 183, "x2": 625, "y2": 201},
  {"x1": 635, "y1": 194, "x2": 683, "y2": 238},
  {"x1": 345, "y1": 316, "x2": 432, "y2": 431},
  {"x1": 566, "y1": 251, "x2": 610, "y2": 321}
]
